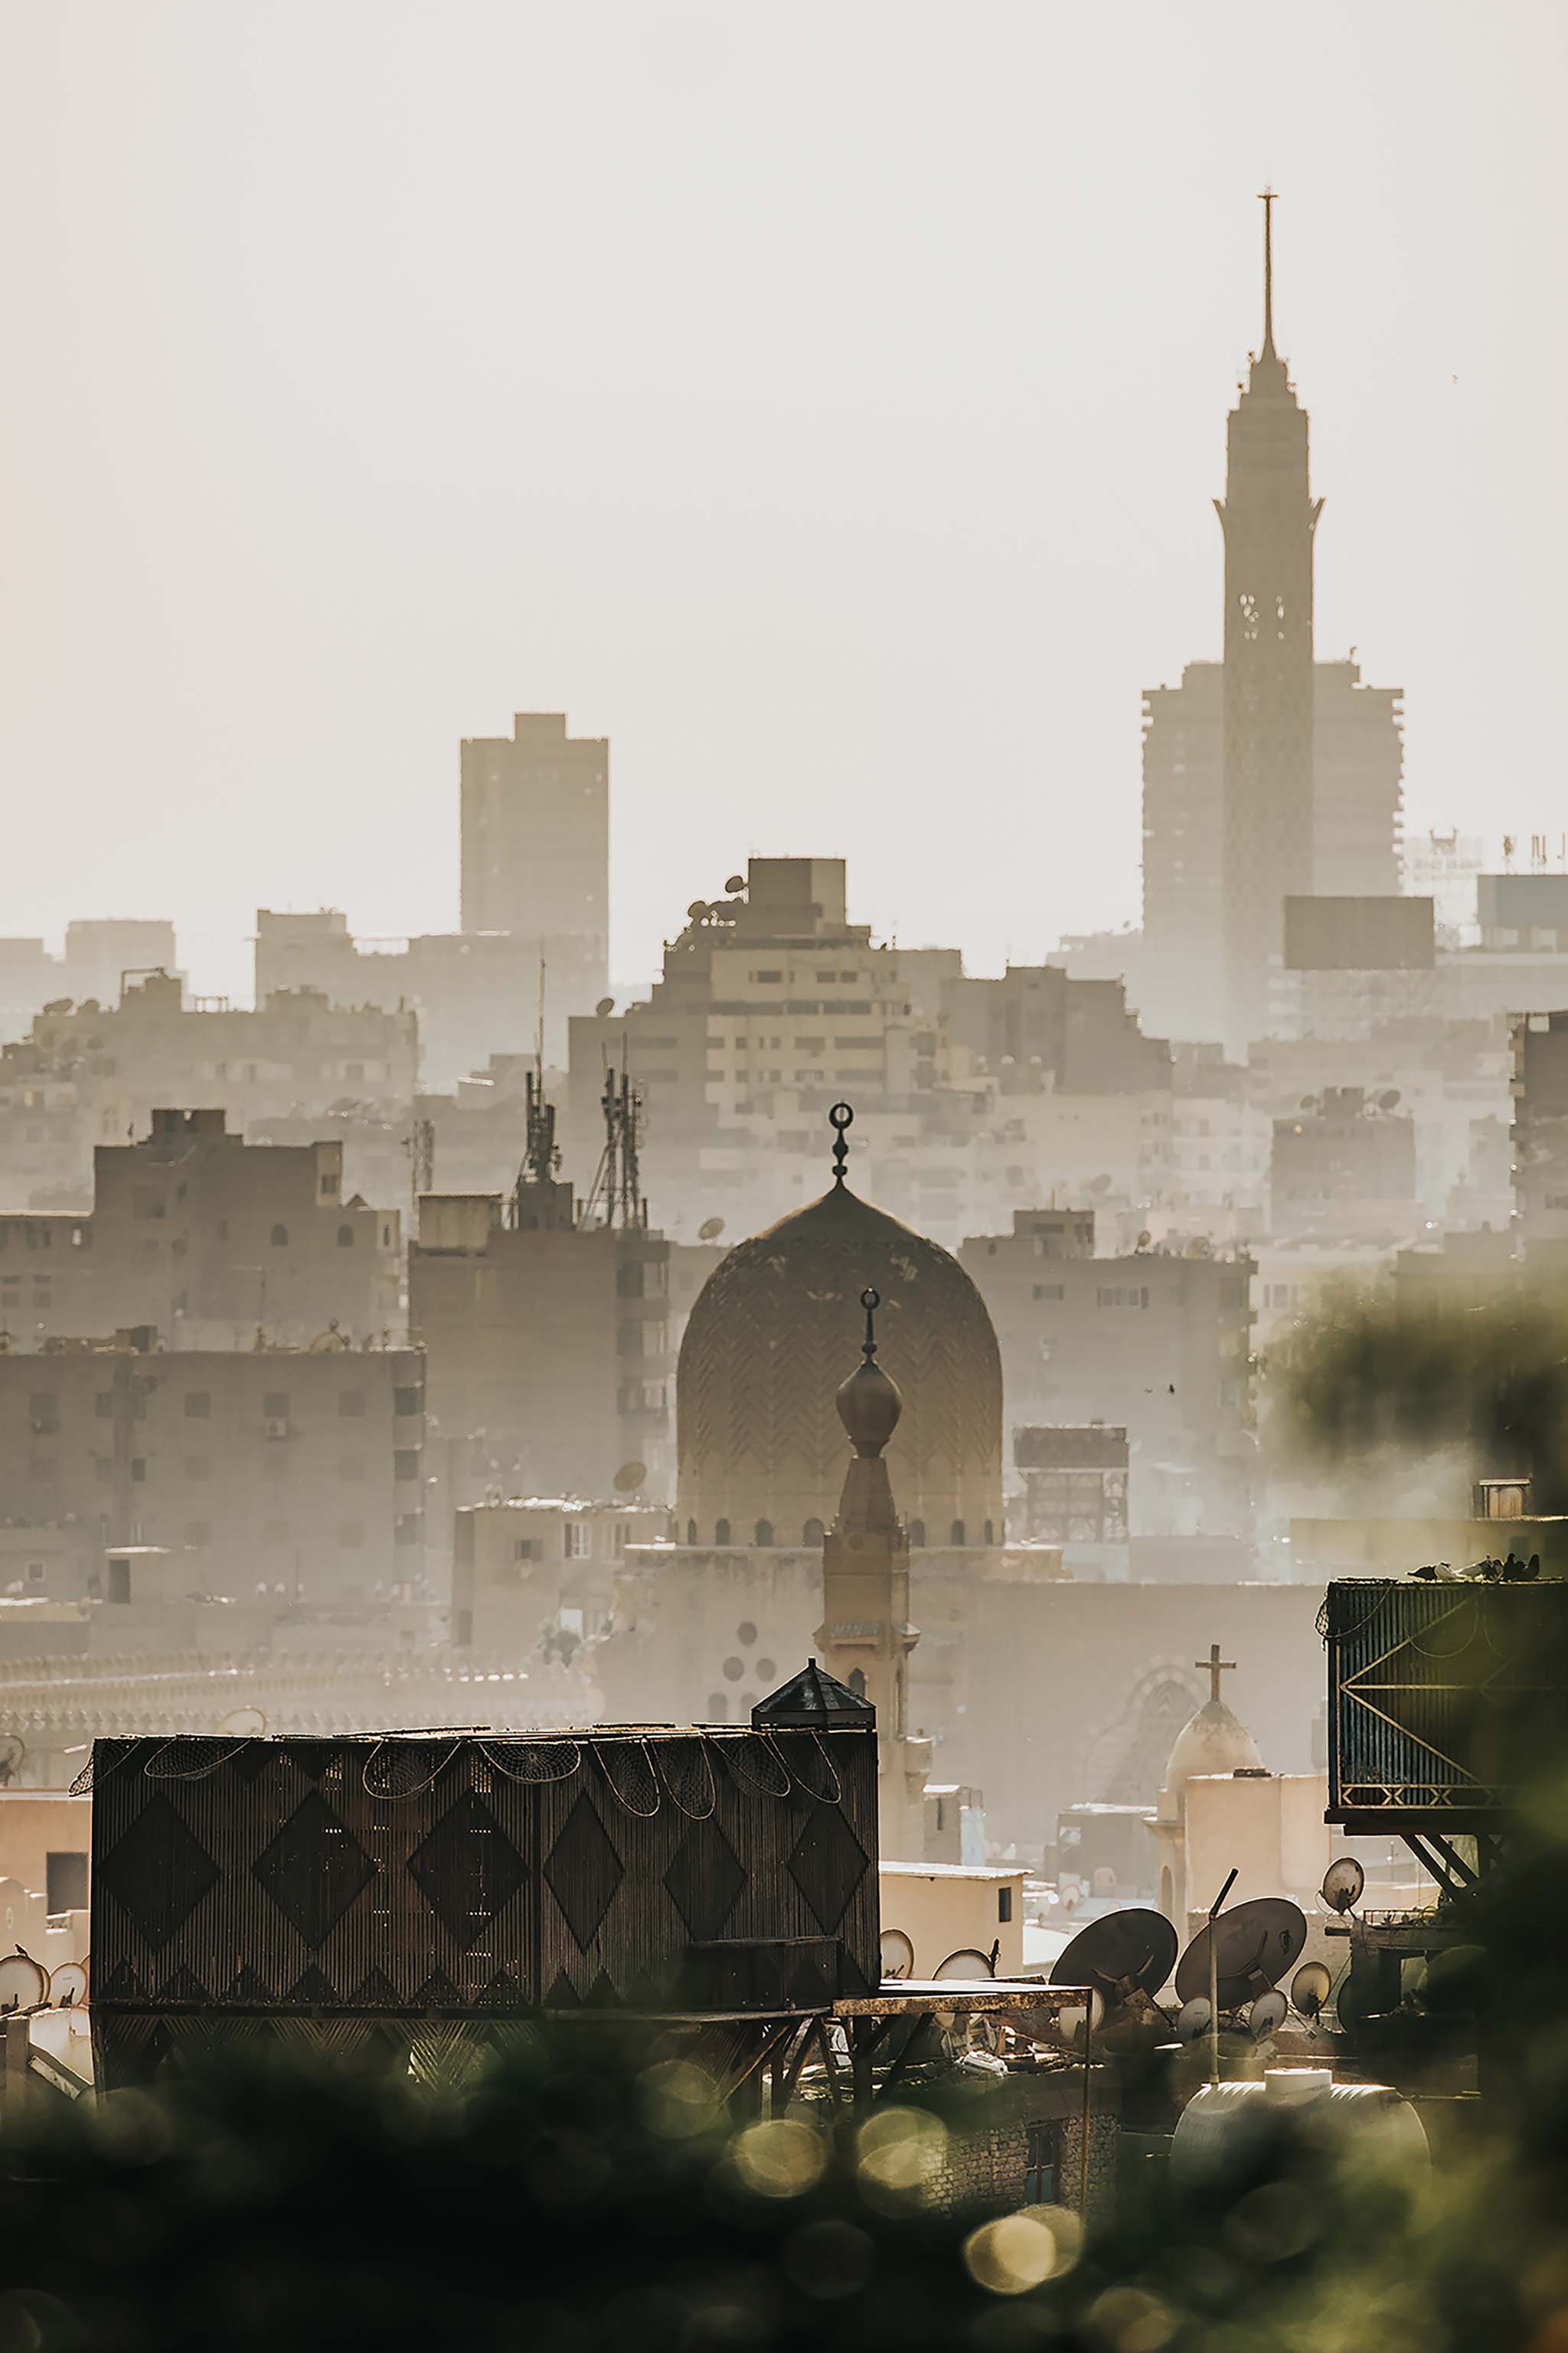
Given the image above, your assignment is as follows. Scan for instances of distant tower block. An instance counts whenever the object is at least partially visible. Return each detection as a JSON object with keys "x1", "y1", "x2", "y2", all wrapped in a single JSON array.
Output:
[
  {"x1": 459, "y1": 714, "x2": 609, "y2": 1044},
  {"x1": 1218, "y1": 191, "x2": 1321, "y2": 1051}
]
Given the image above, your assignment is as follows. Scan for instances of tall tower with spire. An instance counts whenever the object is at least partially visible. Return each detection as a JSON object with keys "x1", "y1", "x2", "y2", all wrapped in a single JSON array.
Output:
[{"x1": 1217, "y1": 191, "x2": 1322, "y2": 1047}]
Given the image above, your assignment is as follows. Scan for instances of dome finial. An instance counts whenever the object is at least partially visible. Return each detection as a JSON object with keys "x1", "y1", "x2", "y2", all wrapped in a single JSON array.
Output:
[
  {"x1": 836, "y1": 1283, "x2": 902, "y2": 1459},
  {"x1": 828, "y1": 1100, "x2": 854, "y2": 1188}
]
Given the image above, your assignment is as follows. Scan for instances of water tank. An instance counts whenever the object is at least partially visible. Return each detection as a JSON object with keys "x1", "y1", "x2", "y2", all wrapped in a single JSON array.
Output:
[{"x1": 1171, "y1": 2069, "x2": 1429, "y2": 2182}]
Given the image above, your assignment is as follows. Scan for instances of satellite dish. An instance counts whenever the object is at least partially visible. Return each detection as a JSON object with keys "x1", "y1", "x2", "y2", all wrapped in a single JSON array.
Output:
[
  {"x1": 1299, "y1": 1095, "x2": 1318, "y2": 1113},
  {"x1": 0, "y1": 1736, "x2": 26, "y2": 1787},
  {"x1": 1250, "y1": 1988, "x2": 1289, "y2": 2041},
  {"x1": 1320, "y1": 1858, "x2": 1365, "y2": 1916},
  {"x1": 0, "y1": 1951, "x2": 46, "y2": 2013},
  {"x1": 1378, "y1": 1089, "x2": 1402, "y2": 1113},
  {"x1": 687, "y1": 900, "x2": 710, "y2": 923},
  {"x1": 1290, "y1": 1960, "x2": 1333, "y2": 2021},
  {"x1": 612, "y1": 1461, "x2": 648, "y2": 1494},
  {"x1": 697, "y1": 1217, "x2": 726, "y2": 1243},
  {"x1": 933, "y1": 1947, "x2": 995, "y2": 1982},
  {"x1": 724, "y1": 874, "x2": 746, "y2": 896},
  {"x1": 595, "y1": 997, "x2": 616, "y2": 1018},
  {"x1": 1174, "y1": 1898, "x2": 1308, "y2": 2008},
  {"x1": 1050, "y1": 1907, "x2": 1178, "y2": 2005},
  {"x1": 1174, "y1": 1995, "x2": 1211, "y2": 2043},
  {"x1": 49, "y1": 1960, "x2": 87, "y2": 2008},
  {"x1": 880, "y1": 1927, "x2": 915, "y2": 1982}
]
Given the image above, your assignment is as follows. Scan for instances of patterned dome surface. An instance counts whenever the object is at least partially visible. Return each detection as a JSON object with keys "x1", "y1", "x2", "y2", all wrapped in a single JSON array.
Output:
[{"x1": 677, "y1": 1184, "x2": 1003, "y2": 1546}]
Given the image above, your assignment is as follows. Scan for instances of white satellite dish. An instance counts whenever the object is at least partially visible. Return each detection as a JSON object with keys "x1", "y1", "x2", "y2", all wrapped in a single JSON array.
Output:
[
  {"x1": 1290, "y1": 1960, "x2": 1332, "y2": 2021},
  {"x1": 880, "y1": 1927, "x2": 915, "y2": 1982},
  {"x1": 933, "y1": 1947, "x2": 995, "y2": 1982},
  {"x1": 0, "y1": 1951, "x2": 46, "y2": 2012},
  {"x1": 1320, "y1": 1858, "x2": 1365, "y2": 1915},
  {"x1": 49, "y1": 1960, "x2": 88, "y2": 2008},
  {"x1": 1174, "y1": 1995, "x2": 1212, "y2": 2043},
  {"x1": 1250, "y1": 1988, "x2": 1289, "y2": 2041}
]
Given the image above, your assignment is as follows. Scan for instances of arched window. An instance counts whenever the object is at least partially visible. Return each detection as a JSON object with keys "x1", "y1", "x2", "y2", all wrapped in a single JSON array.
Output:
[
  {"x1": 714, "y1": 1518, "x2": 731, "y2": 1546},
  {"x1": 270, "y1": 1224, "x2": 289, "y2": 1247},
  {"x1": 753, "y1": 1519, "x2": 773, "y2": 1547},
  {"x1": 336, "y1": 1224, "x2": 354, "y2": 1248},
  {"x1": 707, "y1": 1693, "x2": 729, "y2": 1723},
  {"x1": 949, "y1": 1520, "x2": 965, "y2": 1547},
  {"x1": 686, "y1": 1519, "x2": 697, "y2": 1546},
  {"x1": 983, "y1": 1518, "x2": 995, "y2": 1546},
  {"x1": 848, "y1": 1668, "x2": 867, "y2": 1701},
  {"x1": 909, "y1": 1518, "x2": 926, "y2": 1547},
  {"x1": 803, "y1": 1517, "x2": 825, "y2": 1545}
]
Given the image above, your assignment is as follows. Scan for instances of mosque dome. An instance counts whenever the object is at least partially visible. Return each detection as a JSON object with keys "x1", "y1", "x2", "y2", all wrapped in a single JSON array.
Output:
[
  {"x1": 676, "y1": 1177, "x2": 1003, "y2": 1549},
  {"x1": 1158, "y1": 1701, "x2": 1264, "y2": 1812}
]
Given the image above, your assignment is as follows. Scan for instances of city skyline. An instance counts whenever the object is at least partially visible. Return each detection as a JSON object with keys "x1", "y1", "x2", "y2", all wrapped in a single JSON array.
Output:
[{"x1": 2, "y1": 2, "x2": 1564, "y2": 1002}]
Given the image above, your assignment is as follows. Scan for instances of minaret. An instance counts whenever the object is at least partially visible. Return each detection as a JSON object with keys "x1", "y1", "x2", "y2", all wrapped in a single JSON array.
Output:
[
  {"x1": 1217, "y1": 190, "x2": 1322, "y2": 1052},
  {"x1": 816, "y1": 1288, "x2": 930, "y2": 1861}
]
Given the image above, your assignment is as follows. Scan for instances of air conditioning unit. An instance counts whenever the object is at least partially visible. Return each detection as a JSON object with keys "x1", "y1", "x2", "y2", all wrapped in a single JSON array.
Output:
[{"x1": 265, "y1": 1418, "x2": 290, "y2": 1441}]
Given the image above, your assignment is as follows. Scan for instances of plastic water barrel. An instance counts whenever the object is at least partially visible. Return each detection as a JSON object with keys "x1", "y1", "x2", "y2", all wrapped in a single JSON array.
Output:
[{"x1": 1171, "y1": 2068, "x2": 1429, "y2": 2181}]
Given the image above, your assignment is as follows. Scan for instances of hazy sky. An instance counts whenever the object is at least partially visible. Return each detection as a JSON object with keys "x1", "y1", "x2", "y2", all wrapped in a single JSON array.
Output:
[{"x1": 2, "y1": 2, "x2": 1564, "y2": 1003}]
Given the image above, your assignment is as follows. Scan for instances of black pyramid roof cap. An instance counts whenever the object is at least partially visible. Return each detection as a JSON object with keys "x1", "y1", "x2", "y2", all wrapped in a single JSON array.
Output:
[{"x1": 752, "y1": 1658, "x2": 875, "y2": 1729}]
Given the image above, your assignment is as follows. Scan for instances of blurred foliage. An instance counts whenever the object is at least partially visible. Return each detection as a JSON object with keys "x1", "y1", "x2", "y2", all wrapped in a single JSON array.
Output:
[
  {"x1": 1269, "y1": 1287, "x2": 1568, "y2": 1494},
  {"x1": 6, "y1": 1637, "x2": 1568, "y2": 2346}
]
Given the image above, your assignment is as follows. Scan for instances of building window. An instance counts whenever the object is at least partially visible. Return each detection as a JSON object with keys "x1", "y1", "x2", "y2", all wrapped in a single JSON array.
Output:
[
  {"x1": 270, "y1": 1224, "x2": 289, "y2": 1247},
  {"x1": 28, "y1": 1394, "x2": 58, "y2": 1434},
  {"x1": 803, "y1": 1517, "x2": 825, "y2": 1545},
  {"x1": 394, "y1": 1387, "x2": 422, "y2": 1417},
  {"x1": 1024, "y1": 2123, "x2": 1057, "y2": 2207},
  {"x1": 131, "y1": 1459, "x2": 146, "y2": 1483},
  {"x1": 514, "y1": 1538, "x2": 542, "y2": 1563},
  {"x1": 564, "y1": 1521, "x2": 592, "y2": 1560},
  {"x1": 737, "y1": 1622, "x2": 757, "y2": 1644},
  {"x1": 950, "y1": 1521, "x2": 965, "y2": 1546},
  {"x1": 998, "y1": 1887, "x2": 1013, "y2": 1923},
  {"x1": 754, "y1": 1520, "x2": 774, "y2": 1547},
  {"x1": 722, "y1": 1655, "x2": 743, "y2": 1681},
  {"x1": 336, "y1": 1224, "x2": 354, "y2": 1248},
  {"x1": 320, "y1": 1171, "x2": 339, "y2": 1197},
  {"x1": 184, "y1": 1391, "x2": 210, "y2": 1418},
  {"x1": 848, "y1": 1668, "x2": 867, "y2": 1700},
  {"x1": 395, "y1": 1514, "x2": 423, "y2": 1547},
  {"x1": 338, "y1": 1391, "x2": 366, "y2": 1417},
  {"x1": 45, "y1": 1852, "x2": 87, "y2": 1914},
  {"x1": 714, "y1": 1519, "x2": 732, "y2": 1546},
  {"x1": 686, "y1": 1521, "x2": 697, "y2": 1545},
  {"x1": 910, "y1": 1519, "x2": 926, "y2": 1547},
  {"x1": 394, "y1": 1450, "x2": 420, "y2": 1482}
]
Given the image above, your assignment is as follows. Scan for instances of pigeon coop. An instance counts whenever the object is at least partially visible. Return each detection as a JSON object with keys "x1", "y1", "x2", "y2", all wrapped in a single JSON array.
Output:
[
  {"x1": 1323, "y1": 1577, "x2": 1568, "y2": 1842},
  {"x1": 88, "y1": 1719, "x2": 880, "y2": 2087}
]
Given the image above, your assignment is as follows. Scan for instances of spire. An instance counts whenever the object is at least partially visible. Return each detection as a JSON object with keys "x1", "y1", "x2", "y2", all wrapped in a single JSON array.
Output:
[
  {"x1": 828, "y1": 1100, "x2": 853, "y2": 1189},
  {"x1": 1259, "y1": 185, "x2": 1277, "y2": 358}
]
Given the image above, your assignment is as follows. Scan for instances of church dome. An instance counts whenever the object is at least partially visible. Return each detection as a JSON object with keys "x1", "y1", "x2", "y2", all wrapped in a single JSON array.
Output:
[
  {"x1": 1159, "y1": 1701, "x2": 1264, "y2": 1808},
  {"x1": 677, "y1": 1181, "x2": 1003, "y2": 1547}
]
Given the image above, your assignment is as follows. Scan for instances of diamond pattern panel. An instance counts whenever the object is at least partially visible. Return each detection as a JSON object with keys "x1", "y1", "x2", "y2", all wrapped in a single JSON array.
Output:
[
  {"x1": 543, "y1": 1793, "x2": 624, "y2": 1953},
  {"x1": 252, "y1": 1789, "x2": 377, "y2": 1949},
  {"x1": 97, "y1": 1793, "x2": 220, "y2": 1953},
  {"x1": 407, "y1": 1792, "x2": 527, "y2": 1950},
  {"x1": 787, "y1": 1806, "x2": 869, "y2": 1934},
  {"x1": 663, "y1": 1819, "x2": 746, "y2": 1943}
]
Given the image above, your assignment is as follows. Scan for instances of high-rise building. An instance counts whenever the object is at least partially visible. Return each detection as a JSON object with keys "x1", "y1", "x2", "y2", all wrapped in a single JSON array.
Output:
[
  {"x1": 458, "y1": 713, "x2": 609, "y2": 1035},
  {"x1": 1141, "y1": 203, "x2": 1403, "y2": 1051},
  {"x1": 1218, "y1": 193, "x2": 1320, "y2": 1048}
]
